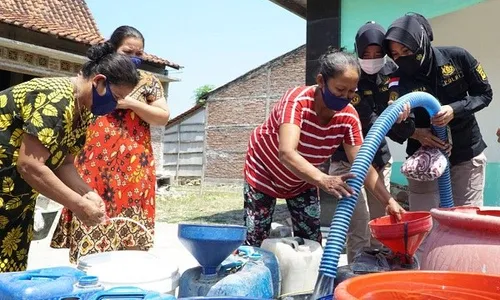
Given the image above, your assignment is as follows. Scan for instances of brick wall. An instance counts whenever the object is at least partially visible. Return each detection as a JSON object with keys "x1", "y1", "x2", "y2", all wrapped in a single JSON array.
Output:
[{"x1": 204, "y1": 45, "x2": 306, "y2": 183}]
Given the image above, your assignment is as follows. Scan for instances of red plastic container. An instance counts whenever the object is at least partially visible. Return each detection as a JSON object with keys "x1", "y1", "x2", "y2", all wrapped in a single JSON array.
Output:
[
  {"x1": 421, "y1": 206, "x2": 500, "y2": 273},
  {"x1": 368, "y1": 212, "x2": 432, "y2": 264},
  {"x1": 334, "y1": 271, "x2": 500, "y2": 300}
]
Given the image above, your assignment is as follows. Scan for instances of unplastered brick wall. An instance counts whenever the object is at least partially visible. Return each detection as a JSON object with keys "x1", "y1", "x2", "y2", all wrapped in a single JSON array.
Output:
[{"x1": 204, "y1": 45, "x2": 306, "y2": 183}]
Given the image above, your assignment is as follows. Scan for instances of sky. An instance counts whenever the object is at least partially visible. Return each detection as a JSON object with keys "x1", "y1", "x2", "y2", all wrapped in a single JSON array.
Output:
[{"x1": 86, "y1": 0, "x2": 306, "y2": 118}]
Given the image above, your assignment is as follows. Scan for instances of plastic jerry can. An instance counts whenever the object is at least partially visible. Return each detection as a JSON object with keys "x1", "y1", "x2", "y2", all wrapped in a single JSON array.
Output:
[
  {"x1": 178, "y1": 246, "x2": 280, "y2": 299},
  {"x1": 261, "y1": 237, "x2": 323, "y2": 295},
  {"x1": 88, "y1": 286, "x2": 176, "y2": 300},
  {"x1": 206, "y1": 251, "x2": 273, "y2": 299},
  {"x1": 0, "y1": 266, "x2": 104, "y2": 300}
]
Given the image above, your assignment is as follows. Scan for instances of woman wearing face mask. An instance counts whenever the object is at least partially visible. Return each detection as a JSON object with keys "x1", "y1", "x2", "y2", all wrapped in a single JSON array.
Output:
[
  {"x1": 384, "y1": 13, "x2": 492, "y2": 212},
  {"x1": 0, "y1": 43, "x2": 139, "y2": 272},
  {"x1": 321, "y1": 22, "x2": 413, "y2": 262},
  {"x1": 51, "y1": 26, "x2": 170, "y2": 263},
  {"x1": 243, "y1": 47, "x2": 406, "y2": 247}
]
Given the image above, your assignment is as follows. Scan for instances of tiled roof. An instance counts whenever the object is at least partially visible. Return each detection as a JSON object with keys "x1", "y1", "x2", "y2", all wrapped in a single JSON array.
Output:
[{"x1": 0, "y1": 0, "x2": 180, "y2": 69}]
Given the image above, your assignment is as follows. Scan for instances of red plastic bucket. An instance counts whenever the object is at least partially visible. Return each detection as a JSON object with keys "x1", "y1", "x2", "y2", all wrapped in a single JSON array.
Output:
[{"x1": 334, "y1": 271, "x2": 500, "y2": 300}]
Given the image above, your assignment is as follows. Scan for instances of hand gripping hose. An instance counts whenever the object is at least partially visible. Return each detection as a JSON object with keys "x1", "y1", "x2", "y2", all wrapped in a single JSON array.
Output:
[{"x1": 311, "y1": 91, "x2": 454, "y2": 299}]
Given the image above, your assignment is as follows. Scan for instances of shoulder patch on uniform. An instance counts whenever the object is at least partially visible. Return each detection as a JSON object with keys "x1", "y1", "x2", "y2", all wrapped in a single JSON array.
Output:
[
  {"x1": 441, "y1": 64, "x2": 455, "y2": 77},
  {"x1": 351, "y1": 93, "x2": 361, "y2": 106},
  {"x1": 476, "y1": 64, "x2": 487, "y2": 81},
  {"x1": 363, "y1": 90, "x2": 373, "y2": 96},
  {"x1": 389, "y1": 91, "x2": 399, "y2": 101}
]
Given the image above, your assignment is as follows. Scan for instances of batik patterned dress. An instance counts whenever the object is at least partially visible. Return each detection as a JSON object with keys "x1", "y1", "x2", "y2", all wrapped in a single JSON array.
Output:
[
  {"x1": 51, "y1": 71, "x2": 163, "y2": 263},
  {"x1": 0, "y1": 77, "x2": 92, "y2": 272}
]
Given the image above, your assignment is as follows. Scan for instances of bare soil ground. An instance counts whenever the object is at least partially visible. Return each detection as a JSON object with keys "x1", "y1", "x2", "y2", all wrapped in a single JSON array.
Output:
[{"x1": 155, "y1": 185, "x2": 291, "y2": 225}]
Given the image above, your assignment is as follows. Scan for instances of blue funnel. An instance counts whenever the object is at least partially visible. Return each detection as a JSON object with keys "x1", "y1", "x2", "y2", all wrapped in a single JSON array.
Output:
[{"x1": 178, "y1": 224, "x2": 247, "y2": 276}]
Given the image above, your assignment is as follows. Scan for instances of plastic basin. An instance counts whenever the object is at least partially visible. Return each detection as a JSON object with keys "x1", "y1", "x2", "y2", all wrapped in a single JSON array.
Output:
[{"x1": 334, "y1": 271, "x2": 500, "y2": 300}]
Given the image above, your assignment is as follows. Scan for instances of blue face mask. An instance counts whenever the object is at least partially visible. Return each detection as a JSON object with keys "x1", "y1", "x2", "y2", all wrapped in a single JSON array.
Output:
[
  {"x1": 321, "y1": 79, "x2": 350, "y2": 111},
  {"x1": 130, "y1": 56, "x2": 142, "y2": 67},
  {"x1": 91, "y1": 80, "x2": 117, "y2": 116}
]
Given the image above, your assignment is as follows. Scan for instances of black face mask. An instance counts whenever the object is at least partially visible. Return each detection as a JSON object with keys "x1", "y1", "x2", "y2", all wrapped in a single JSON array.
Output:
[{"x1": 395, "y1": 54, "x2": 421, "y2": 77}]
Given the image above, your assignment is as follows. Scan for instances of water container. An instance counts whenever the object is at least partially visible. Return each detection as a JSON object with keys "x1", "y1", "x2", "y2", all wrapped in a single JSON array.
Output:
[
  {"x1": 238, "y1": 246, "x2": 280, "y2": 297},
  {"x1": 77, "y1": 250, "x2": 179, "y2": 295},
  {"x1": 207, "y1": 252, "x2": 272, "y2": 299},
  {"x1": 261, "y1": 237, "x2": 322, "y2": 295},
  {"x1": 178, "y1": 246, "x2": 279, "y2": 299},
  {"x1": 421, "y1": 206, "x2": 500, "y2": 274},
  {"x1": 0, "y1": 266, "x2": 104, "y2": 300},
  {"x1": 279, "y1": 292, "x2": 332, "y2": 300},
  {"x1": 334, "y1": 270, "x2": 500, "y2": 300},
  {"x1": 88, "y1": 286, "x2": 176, "y2": 300}
]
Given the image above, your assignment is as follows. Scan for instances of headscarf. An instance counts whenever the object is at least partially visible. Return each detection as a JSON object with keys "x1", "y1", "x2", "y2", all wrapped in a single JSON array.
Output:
[
  {"x1": 384, "y1": 15, "x2": 433, "y2": 76},
  {"x1": 355, "y1": 21, "x2": 387, "y2": 75}
]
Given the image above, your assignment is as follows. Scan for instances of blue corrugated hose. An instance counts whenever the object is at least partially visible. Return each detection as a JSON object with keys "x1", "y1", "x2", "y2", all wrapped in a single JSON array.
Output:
[{"x1": 311, "y1": 91, "x2": 454, "y2": 300}]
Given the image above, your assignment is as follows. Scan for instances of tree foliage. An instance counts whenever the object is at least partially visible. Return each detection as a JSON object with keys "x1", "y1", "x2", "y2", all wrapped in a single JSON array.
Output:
[{"x1": 193, "y1": 84, "x2": 215, "y2": 105}]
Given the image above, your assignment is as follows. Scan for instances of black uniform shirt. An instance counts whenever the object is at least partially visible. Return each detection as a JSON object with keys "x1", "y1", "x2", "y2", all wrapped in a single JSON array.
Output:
[{"x1": 388, "y1": 46, "x2": 493, "y2": 165}]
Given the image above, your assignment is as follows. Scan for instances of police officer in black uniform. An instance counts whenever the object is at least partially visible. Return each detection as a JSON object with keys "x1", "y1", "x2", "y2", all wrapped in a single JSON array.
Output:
[
  {"x1": 320, "y1": 22, "x2": 413, "y2": 263},
  {"x1": 384, "y1": 13, "x2": 493, "y2": 215}
]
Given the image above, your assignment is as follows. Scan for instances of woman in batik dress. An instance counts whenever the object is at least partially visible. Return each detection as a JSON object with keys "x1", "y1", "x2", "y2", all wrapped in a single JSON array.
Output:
[
  {"x1": 51, "y1": 26, "x2": 171, "y2": 263},
  {"x1": 0, "y1": 43, "x2": 139, "y2": 272}
]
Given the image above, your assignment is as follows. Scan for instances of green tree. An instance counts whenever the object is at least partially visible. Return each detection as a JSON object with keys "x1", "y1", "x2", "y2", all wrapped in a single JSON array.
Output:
[{"x1": 193, "y1": 84, "x2": 215, "y2": 106}]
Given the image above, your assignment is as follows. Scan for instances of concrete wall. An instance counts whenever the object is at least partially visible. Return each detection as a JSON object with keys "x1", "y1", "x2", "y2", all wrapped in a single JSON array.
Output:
[
  {"x1": 164, "y1": 108, "x2": 206, "y2": 179},
  {"x1": 204, "y1": 46, "x2": 306, "y2": 183}
]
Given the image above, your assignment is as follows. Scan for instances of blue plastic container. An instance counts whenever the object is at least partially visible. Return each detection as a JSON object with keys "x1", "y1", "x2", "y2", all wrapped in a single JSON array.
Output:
[
  {"x1": 88, "y1": 287, "x2": 176, "y2": 300},
  {"x1": 0, "y1": 267, "x2": 104, "y2": 300},
  {"x1": 178, "y1": 246, "x2": 280, "y2": 299},
  {"x1": 206, "y1": 259, "x2": 272, "y2": 299},
  {"x1": 179, "y1": 296, "x2": 265, "y2": 300}
]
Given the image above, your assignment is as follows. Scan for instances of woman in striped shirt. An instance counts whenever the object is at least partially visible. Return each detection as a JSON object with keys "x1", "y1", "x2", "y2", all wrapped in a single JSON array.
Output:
[{"x1": 243, "y1": 48, "x2": 406, "y2": 246}]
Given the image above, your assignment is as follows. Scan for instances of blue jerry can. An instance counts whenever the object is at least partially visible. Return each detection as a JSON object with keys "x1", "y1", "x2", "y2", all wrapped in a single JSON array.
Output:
[
  {"x1": 178, "y1": 246, "x2": 279, "y2": 300},
  {"x1": 88, "y1": 286, "x2": 176, "y2": 300},
  {"x1": 0, "y1": 266, "x2": 104, "y2": 300}
]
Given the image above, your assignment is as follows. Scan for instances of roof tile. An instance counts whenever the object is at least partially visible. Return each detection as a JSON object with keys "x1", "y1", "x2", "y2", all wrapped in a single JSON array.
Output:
[{"x1": 0, "y1": 1, "x2": 180, "y2": 69}]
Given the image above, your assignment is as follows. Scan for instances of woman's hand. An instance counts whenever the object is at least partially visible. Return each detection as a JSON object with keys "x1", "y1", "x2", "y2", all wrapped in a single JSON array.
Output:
[
  {"x1": 318, "y1": 173, "x2": 356, "y2": 199},
  {"x1": 116, "y1": 96, "x2": 137, "y2": 110},
  {"x1": 431, "y1": 105, "x2": 454, "y2": 127},
  {"x1": 385, "y1": 198, "x2": 406, "y2": 222},
  {"x1": 411, "y1": 128, "x2": 451, "y2": 152},
  {"x1": 72, "y1": 191, "x2": 108, "y2": 227},
  {"x1": 387, "y1": 101, "x2": 411, "y2": 124}
]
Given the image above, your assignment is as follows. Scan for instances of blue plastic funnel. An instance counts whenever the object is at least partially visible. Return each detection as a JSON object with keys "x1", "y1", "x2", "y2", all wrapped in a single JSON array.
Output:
[{"x1": 178, "y1": 224, "x2": 247, "y2": 276}]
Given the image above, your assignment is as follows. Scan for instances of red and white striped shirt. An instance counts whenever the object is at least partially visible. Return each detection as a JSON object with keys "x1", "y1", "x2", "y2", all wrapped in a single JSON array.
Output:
[{"x1": 244, "y1": 85, "x2": 363, "y2": 199}]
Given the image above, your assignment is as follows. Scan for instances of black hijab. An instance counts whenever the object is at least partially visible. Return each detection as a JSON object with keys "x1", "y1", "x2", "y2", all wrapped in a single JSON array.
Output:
[
  {"x1": 384, "y1": 15, "x2": 433, "y2": 77},
  {"x1": 355, "y1": 21, "x2": 386, "y2": 57}
]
